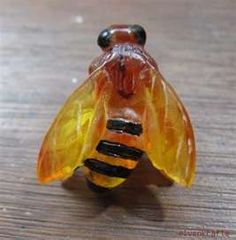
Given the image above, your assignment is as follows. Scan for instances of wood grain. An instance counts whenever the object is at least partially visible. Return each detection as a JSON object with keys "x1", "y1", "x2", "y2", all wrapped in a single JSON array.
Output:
[{"x1": 0, "y1": 0, "x2": 235, "y2": 239}]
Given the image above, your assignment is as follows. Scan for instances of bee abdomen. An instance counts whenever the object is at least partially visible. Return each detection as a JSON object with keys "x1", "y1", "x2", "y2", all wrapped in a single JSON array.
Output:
[
  {"x1": 96, "y1": 140, "x2": 143, "y2": 160},
  {"x1": 84, "y1": 118, "x2": 144, "y2": 192},
  {"x1": 84, "y1": 158, "x2": 132, "y2": 178},
  {"x1": 86, "y1": 179, "x2": 111, "y2": 193}
]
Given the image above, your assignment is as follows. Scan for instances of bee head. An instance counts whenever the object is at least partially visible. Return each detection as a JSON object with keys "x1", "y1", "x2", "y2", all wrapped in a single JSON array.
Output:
[{"x1": 97, "y1": 24, "x2": 146, "y2": 50}]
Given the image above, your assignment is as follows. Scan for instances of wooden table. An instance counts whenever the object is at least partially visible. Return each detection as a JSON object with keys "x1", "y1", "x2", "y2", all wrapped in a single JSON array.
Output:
[{"x1": 0, "y1": 0, "x2": 235, "y2": 239}]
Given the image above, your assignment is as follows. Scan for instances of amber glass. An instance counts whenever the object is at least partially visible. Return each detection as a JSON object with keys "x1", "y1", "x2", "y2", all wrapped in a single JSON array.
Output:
[{"x1": 37, "y1": 25, "x2": 196, "y2": 189}]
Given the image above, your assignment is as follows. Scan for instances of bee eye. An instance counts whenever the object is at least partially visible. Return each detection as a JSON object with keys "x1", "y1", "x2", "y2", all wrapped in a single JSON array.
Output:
[
  {"x1": 130, "y1": 25, "x2": 146, "y2": 46},
  {"x1": 97, "y1": 28, "x2": 111, "y2": 49}
]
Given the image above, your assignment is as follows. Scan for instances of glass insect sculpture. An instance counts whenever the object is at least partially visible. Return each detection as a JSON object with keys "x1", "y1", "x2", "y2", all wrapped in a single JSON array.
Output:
[{"x1": 37, "y1": 25, "x2": 196, "y2": 192}]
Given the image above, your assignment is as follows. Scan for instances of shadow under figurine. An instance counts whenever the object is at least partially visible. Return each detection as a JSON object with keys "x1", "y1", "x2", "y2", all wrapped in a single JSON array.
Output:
[{"x1": 37, "y1": 25, "x2": 196, "y2": 193}]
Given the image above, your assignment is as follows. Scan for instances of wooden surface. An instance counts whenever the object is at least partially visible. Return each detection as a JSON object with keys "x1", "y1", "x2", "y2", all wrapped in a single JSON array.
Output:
[{"x1": 0, "y1": 0, "x2": 235, "y2": 239}]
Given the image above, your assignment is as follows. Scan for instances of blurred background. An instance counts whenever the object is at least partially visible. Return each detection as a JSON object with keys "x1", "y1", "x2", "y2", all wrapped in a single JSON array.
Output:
[{"x1": 0, "y1": 0, "x2": 235, "y2": 239}]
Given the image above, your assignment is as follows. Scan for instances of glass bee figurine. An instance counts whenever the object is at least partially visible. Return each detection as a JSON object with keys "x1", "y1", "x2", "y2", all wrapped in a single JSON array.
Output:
[{"x1": 37, "y1": 25, "x2": 196, "y2": 192}]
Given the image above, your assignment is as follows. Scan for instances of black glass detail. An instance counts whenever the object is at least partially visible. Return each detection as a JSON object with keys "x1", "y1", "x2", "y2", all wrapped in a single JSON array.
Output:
[
  {"x1": 130, "y1": 25, "x2": 146, "y2": 45},
  {"x1": 96, "y1": 140, "x2": 143, "y2": 160},
  {"x1": 97, "y1": 28, "x2": 111, "y2": 48},
  {"x1": 86, "y1": 179, "x2": 110, "y2": 193},
  {"x1": 107, "y1": 119, "x2": 143, "y2": 136},
  {"x1": 84, "y1": 158, "x2": 132, "y2": 178}
]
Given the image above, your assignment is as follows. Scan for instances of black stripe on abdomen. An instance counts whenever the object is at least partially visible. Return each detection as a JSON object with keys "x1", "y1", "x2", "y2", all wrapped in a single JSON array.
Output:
[
  {"x1": 84, "y1": 158, "x2": 132, "y2": 178},
  {"x1": 107, "y1": 119, "x2": 143, "y2": 136},
  {"x1": 86, "y1": 179, "x2": 110, "y2": 193},
  {"x1": 96, "y1": 140, "x2": 143, "y2": 160}
]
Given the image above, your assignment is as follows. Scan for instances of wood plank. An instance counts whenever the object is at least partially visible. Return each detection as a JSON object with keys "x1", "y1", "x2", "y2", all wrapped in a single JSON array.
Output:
[{"x1": 0, "y1": 0, "x2": 235, "y2": 239}]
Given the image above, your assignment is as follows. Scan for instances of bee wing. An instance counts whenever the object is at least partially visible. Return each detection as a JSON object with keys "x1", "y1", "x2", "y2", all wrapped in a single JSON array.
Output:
[
  {"x1": 143, "y1": 68, "x2": 196, "y2": 186},
  {"x1": 37, "y1": 70, "x2": 109, "y2": 183}
]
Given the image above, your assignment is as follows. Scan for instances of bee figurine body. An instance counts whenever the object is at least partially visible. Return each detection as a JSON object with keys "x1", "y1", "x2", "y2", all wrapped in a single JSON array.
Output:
[{"x1": 37, "y1": 25, "x2": 196, "y2": 192}]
